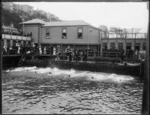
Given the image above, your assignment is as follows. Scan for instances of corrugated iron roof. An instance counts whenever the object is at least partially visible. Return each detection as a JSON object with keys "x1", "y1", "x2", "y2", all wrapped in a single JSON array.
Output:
[
  {"x1": 43, "y1": 20, "x2": 90, "y2": 27},
  {"x1": 19, "y1": 18, "x2": 100, "y2": 30},
  {"x1": 19, "y1": 18, "x2": 45, "y2": 25}
]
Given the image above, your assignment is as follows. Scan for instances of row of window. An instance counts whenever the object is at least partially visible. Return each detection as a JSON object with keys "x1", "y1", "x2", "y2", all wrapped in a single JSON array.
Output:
[
  {"x1": 103, "y1": 42, "x2": 146, "y2": 50},
  {"x1": 45, "y1": 28, "x2": 83, "y2": 39}
]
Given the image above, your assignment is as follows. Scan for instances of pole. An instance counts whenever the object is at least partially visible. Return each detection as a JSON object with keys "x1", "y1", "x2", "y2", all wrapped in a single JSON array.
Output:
[
  {"x1": 38, "y1": 25, "x2": 40, "y2": 47},
  {"x1": 142, "y1": 2, "x2": 149, "y2": 114},
  {"x1": 22, "y1": 14, "x2": 24, "y2": 46},
  {"x1": 125, "y1": 30, "x2": 127, "y2": 54},
  {"x1": 87, "y1": 27, "x2": 89, "y2": 57},
  {"x1": 135, "y1": 33, "x2": 136, "y2": 51},
  {"x1": 100, "y1": 31, "x2": 103, "y2": 57}
]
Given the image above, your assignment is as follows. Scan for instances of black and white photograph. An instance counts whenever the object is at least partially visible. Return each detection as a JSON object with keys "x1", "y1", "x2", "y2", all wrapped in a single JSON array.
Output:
[{"x1": 1, "y1": 1, "x2": 149, "y2": 114}]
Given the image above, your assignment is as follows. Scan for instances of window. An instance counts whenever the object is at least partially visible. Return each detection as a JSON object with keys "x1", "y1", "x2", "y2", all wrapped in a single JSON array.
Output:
[
  {"x1": 46, "y1": 28, "x2": 50, "y2": 39},
  {"x1": 143, "y1": 43, "x2": 146, "y2": 50},
  {"x1": 7, "y1": 40, "x2": 10, "y2": 47},
  {"x1": 62, "y1": 28, "x2": 67, "y2": 39},
  {"x1": 78, "y1": 27, "x2": 83, "y2": 38},
  {"x1": 135, "y1": 43, "x2": 140, "y2": 51},
  {"x1": 18, "y1": 40, "x2": 21, "y2": 44},
  {"x1": 118, "y1": 43, "x2": 123, "y2": 50},
  {"x1": 103, "y1": 43, "x2": 108, "y2": 50},
  {"x1": 13, "y1": 40, "x2": 16, "y2": 47},
  {"x1": 28, "y1": 41, "x2": 31, "y2": 45},
  {"x1": 126, "y1": 43, "x2": 132, "y2": 50},
  {"x1": 110, "y1": 42, "x2": 115, "y2": 49}
]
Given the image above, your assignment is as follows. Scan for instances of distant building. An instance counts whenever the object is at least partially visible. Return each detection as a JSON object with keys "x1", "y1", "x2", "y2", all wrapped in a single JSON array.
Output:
[
  {"x1": 102, "y1": 36, "x2": 146, "y2": 52},
  {"x1": 99, "y1": 25, "x2": 109, "y2": 38}
]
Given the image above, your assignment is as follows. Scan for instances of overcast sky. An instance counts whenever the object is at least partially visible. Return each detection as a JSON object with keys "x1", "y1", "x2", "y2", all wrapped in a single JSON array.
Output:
[{"x1": 15, "y1": 2, "x2": 148, "y2": 32}]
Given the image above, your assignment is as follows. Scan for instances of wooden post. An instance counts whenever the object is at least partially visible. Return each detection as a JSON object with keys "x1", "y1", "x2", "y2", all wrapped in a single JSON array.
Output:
[
  {"x1": 100, "y1": 31, "x2": 103, "y2": 57},
  {"x1": 125, "y1": 32, "x2": 127, "y2": 55},
  {"x1": 38, "y1": 24, "x2": 42, "y2": 47}
]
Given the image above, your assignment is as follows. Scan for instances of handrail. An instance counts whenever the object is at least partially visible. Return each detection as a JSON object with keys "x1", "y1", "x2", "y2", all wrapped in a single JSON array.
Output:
[{"x1": 18, "y1": 47, "x2": 32, "y2": 66}]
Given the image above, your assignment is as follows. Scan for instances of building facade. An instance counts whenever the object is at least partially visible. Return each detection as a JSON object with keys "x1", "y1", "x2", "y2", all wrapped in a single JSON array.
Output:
[
  {"x1": 21, "y1": 18, "x2": 147, "y2": 56},
  {"x1": 101, "y1": 32, "x2": 147, "y2": 52},
  {"x1": 2, "y1": 25, "x2": 31, "y2": 48},
  {"x1": 21, "y1": 19, "x2": 101, "y2": 52}
]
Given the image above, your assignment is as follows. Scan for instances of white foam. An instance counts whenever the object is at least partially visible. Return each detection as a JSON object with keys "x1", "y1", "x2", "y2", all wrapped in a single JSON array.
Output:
[
  {"x1": 86, "y1": 72, "x2": 134, "y2": 83},
  {"x1": 31, "y1": 68, "x2": 52, "y2": 74},
  {"x1": 6, "y1": 66, "x2": 37, "y2": 72},
  {"x1": 5, "y1": 66, "x2": 134, "y2": 83}
]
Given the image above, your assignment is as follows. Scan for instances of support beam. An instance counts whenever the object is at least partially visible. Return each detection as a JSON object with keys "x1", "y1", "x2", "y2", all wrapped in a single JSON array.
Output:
[{"x1": 142, "y1": 2, "x2": 149, "y2": 114}]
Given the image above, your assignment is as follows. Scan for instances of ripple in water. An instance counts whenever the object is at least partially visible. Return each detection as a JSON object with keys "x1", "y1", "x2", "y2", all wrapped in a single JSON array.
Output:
[{"x1": 2, "y1": 66, "x2": 143, "y2": 114}]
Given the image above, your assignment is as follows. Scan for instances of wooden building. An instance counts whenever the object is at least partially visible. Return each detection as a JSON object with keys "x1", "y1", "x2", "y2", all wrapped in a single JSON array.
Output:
[
  {"x1": 2, "y1": 25, "x2": 31, "y2": 48},
  {"x1": 20, "y1": 18, "x2": 101, "y2": 54},
  {"x1": 20, "y1": 18, "x2": 147, "y2": 57}
]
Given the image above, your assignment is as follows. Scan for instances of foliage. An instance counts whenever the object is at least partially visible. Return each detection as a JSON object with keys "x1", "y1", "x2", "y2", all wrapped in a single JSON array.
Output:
[
  {"x1": 2, "y1": 8, "x2": 60, "y2": 30},
  {"x1": 2, "y1": 9, "x2": 22, "y2": 29}
]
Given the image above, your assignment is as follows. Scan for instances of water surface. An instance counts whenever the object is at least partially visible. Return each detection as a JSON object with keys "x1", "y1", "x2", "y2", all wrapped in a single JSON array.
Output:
[{"x1": 2, "y1": 66, "x2": 143, "y2": 114}]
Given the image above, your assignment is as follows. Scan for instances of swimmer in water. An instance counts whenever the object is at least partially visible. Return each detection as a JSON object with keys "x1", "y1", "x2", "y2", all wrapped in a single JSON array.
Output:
[
  {"x1": 35, "y1": 71, "x2": 37, "y2": 74},
  {"x1": 49, "y1": 72, "x2": 51, "y2": 74}
]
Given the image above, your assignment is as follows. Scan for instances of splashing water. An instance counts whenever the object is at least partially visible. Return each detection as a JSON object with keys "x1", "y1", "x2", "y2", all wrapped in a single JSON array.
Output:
[
  {"x1": 3, "y1": 66, "x2": 142, "y2": 114},
  {"x1": 6, "y1": 66, "x2": 134, "y2": 83}
]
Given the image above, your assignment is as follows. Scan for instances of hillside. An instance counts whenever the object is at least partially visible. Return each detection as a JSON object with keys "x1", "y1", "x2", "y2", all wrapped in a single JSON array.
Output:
[{"x1": 2, "y1": 4, "x2": 60, "y2": 30}]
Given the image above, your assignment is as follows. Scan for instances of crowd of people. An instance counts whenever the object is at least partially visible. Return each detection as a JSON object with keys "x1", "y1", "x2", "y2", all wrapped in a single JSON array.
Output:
[{"x1": 2, "y1": 43, "x2": 146, "y2": 62}]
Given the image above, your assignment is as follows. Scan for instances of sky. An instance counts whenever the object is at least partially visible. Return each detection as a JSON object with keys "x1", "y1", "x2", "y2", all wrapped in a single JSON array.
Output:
[{"x1": 15, "y1": 2, "x2": 148, "y2": 32}]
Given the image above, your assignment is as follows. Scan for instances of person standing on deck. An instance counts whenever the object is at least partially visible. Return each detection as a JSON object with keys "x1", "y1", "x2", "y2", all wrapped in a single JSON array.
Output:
[
  {"x1": 74, "y1": 49, "x2": 78, "y2": 62},
  {"x1": 43, "y1": 47, "x2": 47, "y2": 54},
  {"x1": 83, "y1": 50, "x2": 87, "y2": 62},
  {"x1": 53, "y1": 46, "x2": 56, "y2": 56},
  {"x1": 134, "y1": 49, "x2": 139, "y2": 59},
  {"x1": 71, "y1": 49, "x2": 75, "y2": 61},
  {"x1": 3, "y1": 45, "x2": 7, "y2": 54},
  {"x1": 121, "y1": 49, "x2": 125, "y2": 63},
  {"x1": 9, "y1": 46, "x2": 12, "y2": 54},
  {"x1": 39, "y1": 46, "x2": 42, "y2": 54},
  {"x1": 17, "y1": 45, "x2": 20, "y2": 54},
  {"x1": 56, "y1": 45, "x2": 61, "y2": 60},
  {"x1": 65, "y1": 46, "x2": 71, "y2": 61}
]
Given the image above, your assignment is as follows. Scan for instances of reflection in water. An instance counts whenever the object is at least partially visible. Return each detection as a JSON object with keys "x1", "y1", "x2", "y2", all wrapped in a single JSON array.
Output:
[{"x1": 3, "y1": 66, "x2": 143, "y2": 114}]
